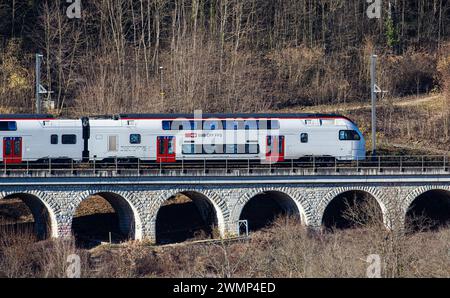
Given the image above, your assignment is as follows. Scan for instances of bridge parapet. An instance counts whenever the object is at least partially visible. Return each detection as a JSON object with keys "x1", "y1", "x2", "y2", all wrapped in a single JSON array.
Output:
[{"x1": 0, "y1": 166, "x2": 449, "y2": 178}]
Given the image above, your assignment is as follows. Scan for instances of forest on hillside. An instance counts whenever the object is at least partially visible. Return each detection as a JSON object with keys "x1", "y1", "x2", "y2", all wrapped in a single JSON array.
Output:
[{"x1": 0, "y1": 0, "x2": 449, "y2": 116}]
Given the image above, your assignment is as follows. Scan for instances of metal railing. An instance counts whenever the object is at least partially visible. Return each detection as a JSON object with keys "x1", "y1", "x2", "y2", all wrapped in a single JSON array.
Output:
[{"x1": 0, "y1": 155, "x2": 449, "y2": 178}]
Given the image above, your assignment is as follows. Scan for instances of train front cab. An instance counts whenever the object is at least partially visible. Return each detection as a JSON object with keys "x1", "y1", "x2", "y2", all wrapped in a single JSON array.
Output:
[{"x1": 337, "y1": 128, "x2": 366, "y2": 161}]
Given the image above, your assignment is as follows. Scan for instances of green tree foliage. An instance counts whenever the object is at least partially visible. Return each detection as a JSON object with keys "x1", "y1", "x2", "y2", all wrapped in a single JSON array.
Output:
[{"x1": 385, "y1": 17, "x2": 398, "y2": 49}]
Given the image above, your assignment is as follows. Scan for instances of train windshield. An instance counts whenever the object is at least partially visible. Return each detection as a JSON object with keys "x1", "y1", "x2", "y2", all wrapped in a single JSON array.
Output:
[{"x1": 339, "y1": 130, "x2": 361, "y2": 141}]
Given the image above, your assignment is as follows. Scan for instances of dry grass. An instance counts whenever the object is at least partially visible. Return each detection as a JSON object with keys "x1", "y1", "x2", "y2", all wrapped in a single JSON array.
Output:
[
  {"x1": 1, "y1": 215, "x2": 449, "y2": 278},
  {"x1": 0, "y1": 226, "x2": 89, "y2": 278},
  {"x1": 1, "y1": 188, "x2": 449, "y2": 278},
  {"x1": 85, "y1": 196, "x2": 450, "y2": 278},
  {"x1": 85, "y1": 218, "x2": 450, "y2": 278}
]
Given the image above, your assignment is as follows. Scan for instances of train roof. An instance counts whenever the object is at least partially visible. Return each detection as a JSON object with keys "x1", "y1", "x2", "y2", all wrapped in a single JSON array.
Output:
[
  {"x1": 0, "y1": 113, "x2": 356, "y2": 124},
  {"x1": 117, "y1": 113, "x2": 351, "y2": 120},
  {"x1": 0, "y1": 114, "x2": 55, "y2": 119}
]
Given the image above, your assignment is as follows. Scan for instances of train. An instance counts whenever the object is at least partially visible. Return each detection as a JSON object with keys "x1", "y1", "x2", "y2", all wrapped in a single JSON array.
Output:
[{"x1": 0, "y1": 113, "x2": 366, "y2": 164}]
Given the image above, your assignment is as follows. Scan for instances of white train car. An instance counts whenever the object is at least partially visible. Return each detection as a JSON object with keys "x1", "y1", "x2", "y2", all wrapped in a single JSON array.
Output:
[
  {"x1": 0, "y1": 115, "x2": 83, "y2": 163},
  {"x1": 87, "y1": 114, "x2": 366, "y2": 163},
  {"x1": 0, "y1": 113, "x2": 365, "y2": 164},
  {"x1": 88, "y1": 117, "x2": 159, "y2": 162}
]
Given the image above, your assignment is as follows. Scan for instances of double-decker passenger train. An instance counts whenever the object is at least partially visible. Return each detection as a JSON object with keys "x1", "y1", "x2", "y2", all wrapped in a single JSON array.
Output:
[{"x1": 0, "y1": 113, "x2": 365, "y2": 164}]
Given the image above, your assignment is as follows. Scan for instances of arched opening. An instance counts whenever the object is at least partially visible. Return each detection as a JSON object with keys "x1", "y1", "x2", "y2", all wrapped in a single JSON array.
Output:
[
  {"x1": 406, "y1": 190, "x2": 450, "y2": 232},
  {"x1": 71, "y1": 192, "x2": 136, "y2": 247},
  {"x1": 155, "y1": 192, "x2": 219, "y2": 245},
  {"x1": 0, "y1": 193, "x2": 52, "y2": 241},
  {"x1": 239, "y1": 191, "x2": 300, "y2": 232},
  {"x1": 322, "y1": 190, "x2": 383, "y2": 231}
]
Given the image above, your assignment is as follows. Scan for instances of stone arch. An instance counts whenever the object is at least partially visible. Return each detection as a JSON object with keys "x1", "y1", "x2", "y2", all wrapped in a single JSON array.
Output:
[
  {"x1": 150, "y1": 188, "x2": 228, "y2": 241},
  {"x1": 71, "y1": 189, "x2": 143, "y2": 241},
  {"x1": 403, "y1": 185, "x2": 450, "y2": 230},
  {"x1": 0, "y1": 190, "x2": 59, "y2": 239},
  {"x1": 403, "y1": 185, "x2": 450, "y2": 213},
  {"x1": 231, "y1": 187, "x2": 312, "y2": 228},
  {"x1": 317, "y1": 187, "x2": 388, "y2": 228}
]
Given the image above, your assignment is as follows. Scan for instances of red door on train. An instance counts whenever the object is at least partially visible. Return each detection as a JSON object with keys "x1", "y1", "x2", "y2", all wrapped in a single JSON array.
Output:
[
  {"x1": 157, "y1": 136, "x2": 176, "y2": 163},
  {"x1": 266, "y1": 136, "x2": 285, "y2": 163},
  {"x1": 3, "y1": 137, "x2": 23, "y2": 164}
]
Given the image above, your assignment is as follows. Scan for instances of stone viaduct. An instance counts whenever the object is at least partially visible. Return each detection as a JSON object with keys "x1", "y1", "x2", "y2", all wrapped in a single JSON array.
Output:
[{"x1": 1, "y1": 174, "x2": 450, "y2": 242}]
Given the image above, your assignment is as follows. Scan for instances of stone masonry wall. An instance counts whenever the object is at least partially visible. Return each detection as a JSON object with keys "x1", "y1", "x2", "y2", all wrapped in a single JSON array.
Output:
[{"x1": 1, "y1": 182, "x2": 449, "y2": 242}]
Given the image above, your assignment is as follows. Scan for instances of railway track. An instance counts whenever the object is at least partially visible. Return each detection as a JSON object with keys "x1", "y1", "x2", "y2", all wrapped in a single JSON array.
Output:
[{"x1": 1, "y1": 155, "x2": 449, "y2": 176}]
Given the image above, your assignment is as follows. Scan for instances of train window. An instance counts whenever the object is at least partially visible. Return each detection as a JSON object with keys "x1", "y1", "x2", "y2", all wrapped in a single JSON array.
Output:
[
  {"x1": 204, "y1": 120, "x2": 221, "y2": 130},
  {"x1": 51, "y1": 134, "x2": 58, "y2": 145},
  {"x1": 62, "y1": 135, "x2": 77, "y2": 145},
  {"x1": 192, "y1": 121, "x2": 200, "y2": 130},
  {"x1": 216, "y1": 144, "x2": 225, "y2": 154},
  {"x1": 168, "y1": 138, "x2": 175, "y2": 154},
  {"x1": 225, "y1": 144, "x2": 235, "y2": 154},
  {"x1": 260, "y1": 120, "x2": 280, "y2": 130},
  {"x1": 162, "y1": 119, "x2": 283, "y2": 131},
  {"x1": 195, "y1": 144, "x2": 203, "y2": 154},
  {"x1": 179, "y1": 143, "x2": 261, "y2": 155},
  {"x1": 279, "y1": 136, "x2": 284, "y2": 153},
  {"x1": 171, "y1": 121, "x2": 181, "y2": 130},
  {"x1": 301, "y1": 133, "x2": 309, "y2": 143},
  {"x1": 231, "y1": 121, "x2": 241, "y2": 130},
  {"x1": 159, "y1": 139, "x2": 165, "y2": 154},
  {"x1": 246, "y1": 144, "x2": 259, "y2": 154},
  {"x1": 339, "y1": 130, "x2": 361, "y2": 141},
  {"x1": 162, "y1": 121, "x2": 172, "y2": 130},
  {"x1": 225, "y1": 120, "x2": 253, "y2": 130},
  {"x1": 130, "y1": 134, "x2": 141, "y2": 144},
  {"x1": 171, "y1": 120, "x2": 191, "y2": 131},
  {"x1": 202, "y1": 144, "x2": 219, "y2": 154},
  {"x1": 0, "y1": 121, "x2": 17, "y2": 131},
  {"x1": 269, "y1": 120, "x2": 280, "y2": 130},
  {"x1": 234, "y1": 145, "x2": 239, "y2": 154},
  {"x1": 14, "y1": 140, "x2": 21, "y2": 155},
  {"x1": 244, "y1": 120, "x2": 258, "y2": 130},
  {"x1": 5, "y1": 141, "x2": 11, "y2": 155},
  {"x1": 182, "y1": 144, "x2": 195, "y2": 154}
]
